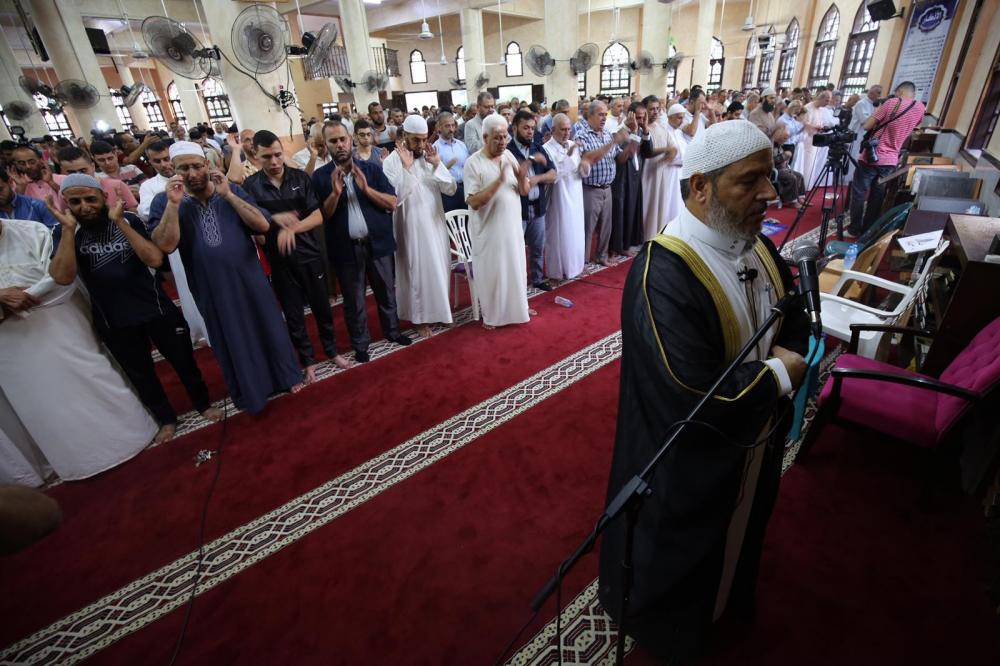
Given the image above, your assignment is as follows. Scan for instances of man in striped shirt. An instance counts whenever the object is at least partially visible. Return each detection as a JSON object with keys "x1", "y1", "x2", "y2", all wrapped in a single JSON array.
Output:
[
  {"x1": 575, "y1": 100, "x2": 630, "y2": 266},
  {"x1": 848, "y1": 81, "x2": 925, "y2": 237}
]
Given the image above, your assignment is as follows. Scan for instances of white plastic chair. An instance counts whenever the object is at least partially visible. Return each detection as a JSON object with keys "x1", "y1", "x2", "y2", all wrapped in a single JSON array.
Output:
[
  {"x1": 819, "y1": 239, "x2": 950, "y2": 358},
  {"x1": 444, "y1": 209, "x2": 479, "y2": 321}
]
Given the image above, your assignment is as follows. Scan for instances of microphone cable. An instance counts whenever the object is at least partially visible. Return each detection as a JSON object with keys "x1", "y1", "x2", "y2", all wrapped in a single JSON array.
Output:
[{"x1": 167, "y1": 401, "x2": 229, "y2": 666}]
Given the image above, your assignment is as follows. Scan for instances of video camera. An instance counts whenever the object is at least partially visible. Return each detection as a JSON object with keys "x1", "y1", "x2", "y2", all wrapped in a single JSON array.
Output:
[{"x1": 812, "y1": 106, "x2": 856, "y2": 151}]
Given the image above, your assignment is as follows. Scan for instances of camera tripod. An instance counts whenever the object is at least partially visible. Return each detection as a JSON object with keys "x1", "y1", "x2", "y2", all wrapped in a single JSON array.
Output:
[{"x1": 778, "y1": 144, "x2": 858, "y2": 256}]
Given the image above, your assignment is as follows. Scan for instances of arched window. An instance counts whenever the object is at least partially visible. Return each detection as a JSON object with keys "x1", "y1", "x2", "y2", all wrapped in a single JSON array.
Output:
[
  {"x1": 709, "y1": 37, "x2": 724, "y2": 88},
  {"x1": 200, "y1": 78, "x2": 233, "y2": 125},
  {"x1": 600, "y1": 42, "x2": 630, "y2": 95},
  {"x1": 456, "y1": 46, "x2": 466, "y2": 83},
  {"x1": 777, "y1": 18, "x2": 800, "y2": 88},
  {"x1": 140, "y1": 88, "x2": 167, "y2": 131},
  {"x1": 505, "y1": 41, "x2": 522, "y2": 77},
  {"x1": 109, "y1": 88, "x2": 134, "y2": 130},
  {"x1": 839, "y1": 4, "x2": 880, "y2": 95},
  {"x1": 757, "y1": 26, "x2": 776, "y2": 88},
  {"x1": 409, "y1": 49, "x2": 427, "y2": 84},
  {"x1": 167, "y1": 81, "x2": 187, "y2": 129},
  {"x1": 808, "y1": 5, "x2": 840, "y2": 89},
  {"x1": 742, "y1": 37, "x2": 758, "y2": 90},
  {"x1": 665, "y1": 45, "x2": 678, "y2": 96}
]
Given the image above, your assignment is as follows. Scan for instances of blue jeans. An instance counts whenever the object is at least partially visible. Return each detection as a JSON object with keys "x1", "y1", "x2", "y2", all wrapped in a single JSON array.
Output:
[
  {"x1": 848, "y1": 161, "x2": 894, "y2": 234},
  {"x1": 523, "y1": 213, "x2": 546, "y2": 285}
]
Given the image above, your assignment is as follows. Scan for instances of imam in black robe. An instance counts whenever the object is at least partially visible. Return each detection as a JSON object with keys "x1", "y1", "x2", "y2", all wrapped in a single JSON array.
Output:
[{"x1": 598, "y1": 232, "x2": 810, "y2": 660}]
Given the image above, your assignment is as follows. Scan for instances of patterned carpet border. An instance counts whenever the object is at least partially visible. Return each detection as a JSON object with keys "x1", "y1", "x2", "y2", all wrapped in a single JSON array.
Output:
[
  {"x1": 154, "y1": 261, "x2": 623, "y2": 443},
  {"x1": 2, "y1": 332, "x2": 624, "y2": 666},
  {"x1": 505, "y1": 346, "x2": 842, "y2": 665}
]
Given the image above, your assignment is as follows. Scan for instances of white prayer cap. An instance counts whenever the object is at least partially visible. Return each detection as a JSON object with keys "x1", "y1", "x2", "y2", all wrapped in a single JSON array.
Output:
[
  {"x1": 482, "y1": 113, "x2": 508, "y2": 137},
  {"x1": 681, "y1": 120, "x2": 772, "y2": 180},
  {"x1": 761, "y1": 87, "x2": 777, "y2": 97},
  {"x1": 169, "y1": 141, "x2": 205, "y2": 160},
  {"x1": 402, "y1": 114, "x2": 429, "y2": 135},
  {"x1": 666, "y1": 103, "x2": 686, "y2": 117}
]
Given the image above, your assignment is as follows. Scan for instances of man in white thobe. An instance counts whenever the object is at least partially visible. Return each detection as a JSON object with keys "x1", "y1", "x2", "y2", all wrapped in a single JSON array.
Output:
[
  {"x1": 802, "y1": 91, "x2": 836, "y2": 188},
  {"x1": 137, "y1": 139, "x2": 209, "y2": 346},
  {"x1": 543, "y1": 113, "x2": 590, "y2": 280},
  {"x1": 463, "y1": 114, "x2": 533, "y2": 329},
  {"x1": 0, "y1": 217, "x2": 157, "y2": 485},
  {"x1": 383, "y1": 114, "x2": 457, "y2": 338},
  {"x1": 847, "y1": 85, "x2": 882, "y2": 181},
  {"x1": 640, "y1": 96, "x2": 680, "y2": 241}
]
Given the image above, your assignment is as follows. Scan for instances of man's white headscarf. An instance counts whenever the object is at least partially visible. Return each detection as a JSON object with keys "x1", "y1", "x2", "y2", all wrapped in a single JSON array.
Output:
[
  {"x1": 682, "y1": 120, "x2": 772, "y2": 180},
  {"x1": 169, "y1": 141, "x2": 205, "y2": 161},
  {"x1": 402, "y1": 114, "x2": 429, "y2": 135}
]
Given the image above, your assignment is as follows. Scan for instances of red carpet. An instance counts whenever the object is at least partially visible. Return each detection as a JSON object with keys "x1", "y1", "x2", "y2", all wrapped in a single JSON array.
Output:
[
  {"x1": 4, "y1": 204, "x2": 996, "y2": 665},
  {"x1": 0, "y1": 262, "x2": 631, "y2": 647}
]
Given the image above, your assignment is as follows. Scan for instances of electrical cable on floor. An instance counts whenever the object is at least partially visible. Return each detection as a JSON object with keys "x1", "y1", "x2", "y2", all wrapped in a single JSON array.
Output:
[{"x1": 167, "y1": 402, "x2": 229, "y2": 666}]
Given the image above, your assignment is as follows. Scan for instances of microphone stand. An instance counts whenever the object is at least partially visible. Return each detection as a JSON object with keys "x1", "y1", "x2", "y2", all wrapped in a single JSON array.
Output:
[{"x1": 528, "y1": 291, "x2": 799, "y2": 666}]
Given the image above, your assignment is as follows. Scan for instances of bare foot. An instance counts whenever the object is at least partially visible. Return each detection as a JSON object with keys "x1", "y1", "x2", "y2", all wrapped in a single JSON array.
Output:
[
  {"x1": 201, "y1": 407, "x2": 224, "y2": 423},
  {"x1": 154, "y1": 424, "x2": 176, "y2": 444},
  {"x1": 528, "y1": 308, "x2": 538, "y2": 316},
  {"x1": 416, "y1": 324, "x2": 433, "y2": 339},
  {"x1": 600, "y1": 258, "x2": 614, "y2": 267},
  {"x1": 483, "y1": 323, "x2": 495, "y2": 330},
  {"x1": 303, "y1": 365, "x2": 319, "y2": 385},
  {"x1": 290, "y1": 382, "x2": 305, "y2": 394},
  {"x1": 332, "y1": 354, "x2": 353, "y2": 369}
]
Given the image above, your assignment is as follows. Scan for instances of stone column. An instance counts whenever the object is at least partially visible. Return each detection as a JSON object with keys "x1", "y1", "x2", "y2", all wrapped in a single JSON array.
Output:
[
  {"x1": 692, "y1": 0, "x2": 717, "y2": 88},
  {"x1": 461, "y1": 8, "x2": 487, "y2": 104},
  {"x1": 199, "y1": 0, "x2": 302, "y2": 143},
  {"x1": 543, "y1": 0, "x2": 580, "y2": 117},
  {"x1": 0, "y1": 32, "x2": 48, "y2": 137},
  {"x1": 118, "y1": 65, "x2": 151, "y2": 131},
  {"x1": 339, "y1": 0, "x2": 379, "y2": 112},
  {"x1": 638, "y1": 0, "x2": 672, "y2": 97},
  {"x1": 28, "y1": 0, "x2": 122, "y2": 132}
]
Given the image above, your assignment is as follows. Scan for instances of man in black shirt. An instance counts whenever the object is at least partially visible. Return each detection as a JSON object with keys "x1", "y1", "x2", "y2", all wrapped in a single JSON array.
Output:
[
  {"x1": 46, "y1": 174, "x2": 221, "y2": 443},
  {"x1": 243, "y1": 131, "x2": 351, "y2": 381}
]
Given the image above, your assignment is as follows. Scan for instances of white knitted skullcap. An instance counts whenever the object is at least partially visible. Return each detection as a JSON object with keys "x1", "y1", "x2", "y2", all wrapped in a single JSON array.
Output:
[
  {"x1": 482, "y1": 113, "x2": 508, "y2": 137},
  {"x1": 666, "y1": 103, "x2": 686, "y2": 117},
  {"x1": 169, "y1": 141, "x2": 205, "y2": 160},
  {"x1": 402, "y1": 114, "x2": 428, "y2": 134},
  {"x1": 761, "y1": 87, "x2": 776, "y2": 97},
  {"x1": 681, "y1": 120, "x2": 772, "y2": 180}
]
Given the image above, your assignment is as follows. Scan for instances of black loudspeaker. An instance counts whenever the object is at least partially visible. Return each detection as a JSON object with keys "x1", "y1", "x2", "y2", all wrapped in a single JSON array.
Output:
[{"x1": 867, "y1": 0, "x2": 898, "y2": 21}]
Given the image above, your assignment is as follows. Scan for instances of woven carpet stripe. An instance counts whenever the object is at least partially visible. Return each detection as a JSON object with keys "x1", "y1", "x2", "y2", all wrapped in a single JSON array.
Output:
[{"x1": 0, "y1": 332, "x2": 624, "y2": 665}]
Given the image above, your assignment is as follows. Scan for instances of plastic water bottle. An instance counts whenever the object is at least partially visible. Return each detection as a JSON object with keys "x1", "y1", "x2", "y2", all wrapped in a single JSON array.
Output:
[
  {"x1": 554, "y1": 296, "x2": 574, "y2": 308},
  {"x1": 844, "y1": 243, "x2": 860, "y2": 270}
]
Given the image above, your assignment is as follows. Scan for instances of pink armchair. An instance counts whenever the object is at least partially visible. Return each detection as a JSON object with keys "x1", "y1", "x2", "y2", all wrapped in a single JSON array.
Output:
[{"x1": 799, "y1": 317, "x2": 1000, "y2": 457}]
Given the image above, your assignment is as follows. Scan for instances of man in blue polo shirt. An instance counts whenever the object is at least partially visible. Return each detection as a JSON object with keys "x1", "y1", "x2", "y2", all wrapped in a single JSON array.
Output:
[
  {"x1": 46, "y1": 174, "x2": 220, "y2": 444},
  {"x1": 0, "y1": 169, "x2": 58, "y2": 229},
  {"x1": 313, "y1": 121, "x2": 410, "y2": 363}
]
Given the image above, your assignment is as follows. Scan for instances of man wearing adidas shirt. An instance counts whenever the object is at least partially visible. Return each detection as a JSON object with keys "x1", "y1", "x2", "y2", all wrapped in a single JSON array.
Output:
[{"x1": 47, "y1": 174, "x2": 221, "y2": 445}]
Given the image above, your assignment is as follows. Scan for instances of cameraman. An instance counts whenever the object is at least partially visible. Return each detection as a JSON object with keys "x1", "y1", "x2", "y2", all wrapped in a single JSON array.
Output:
[{"x1": 847, "y1": 81, "x2": 924, "y2": 237}]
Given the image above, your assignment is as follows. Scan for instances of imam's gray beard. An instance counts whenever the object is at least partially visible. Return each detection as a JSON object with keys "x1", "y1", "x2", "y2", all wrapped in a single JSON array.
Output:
[{"x1": 705, "y1": 191, "x2": 759, "y2": 243}]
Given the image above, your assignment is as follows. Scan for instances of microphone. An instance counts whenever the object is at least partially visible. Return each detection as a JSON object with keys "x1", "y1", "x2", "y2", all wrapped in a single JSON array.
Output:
[{"x1": 791, "y1": 243, "x2": 823, "y2": 337}]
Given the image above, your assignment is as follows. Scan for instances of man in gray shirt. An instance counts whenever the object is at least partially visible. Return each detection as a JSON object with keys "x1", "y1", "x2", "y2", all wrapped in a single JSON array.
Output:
[{"x1": 463, "y1": 92, "x2": 496, "y2": 154}]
